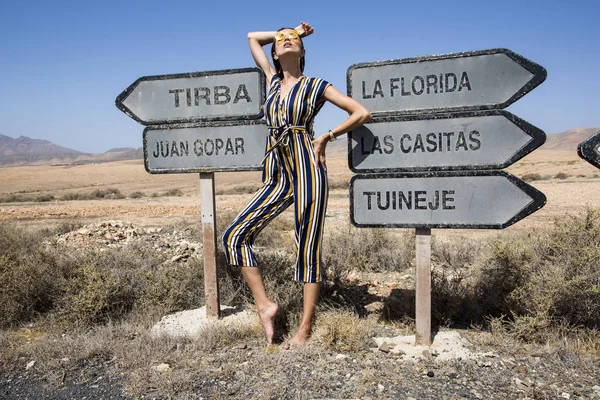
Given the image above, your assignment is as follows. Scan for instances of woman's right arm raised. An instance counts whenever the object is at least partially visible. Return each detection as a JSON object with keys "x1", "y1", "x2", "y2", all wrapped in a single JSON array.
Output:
[{"x1": 248, "y1": 32, "x2": 277, "y2": 84}]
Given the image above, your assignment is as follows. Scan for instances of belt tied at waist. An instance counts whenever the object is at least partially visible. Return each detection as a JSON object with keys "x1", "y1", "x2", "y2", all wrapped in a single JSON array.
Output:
[{"x1": 262, "y1": 125, "x2": 309, "y2": 164}]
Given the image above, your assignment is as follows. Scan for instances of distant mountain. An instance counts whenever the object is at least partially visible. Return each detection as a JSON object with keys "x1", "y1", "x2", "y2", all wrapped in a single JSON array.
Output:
[
  {"x1": 542, "y1": 127, "x2": 599, "y2": 151},
  {"x1": 0, "y1": 134, "x2": 88, "y2": 165},
  {"x1": 0, "y1": 134, "x2": 143, "y2": 166}
]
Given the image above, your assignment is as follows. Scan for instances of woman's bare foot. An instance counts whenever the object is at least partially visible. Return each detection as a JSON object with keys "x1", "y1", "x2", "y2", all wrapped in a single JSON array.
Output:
[
  {"x1": 282, "y1": 326, "x2": 310, "y2": 350},
  {"x1": 257, "y1": 302, "x2": 278, "y2": 345}
]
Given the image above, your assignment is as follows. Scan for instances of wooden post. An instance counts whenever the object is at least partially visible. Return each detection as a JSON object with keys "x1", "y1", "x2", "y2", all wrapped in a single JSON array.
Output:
[
  {"x1": 199, "y1": 172, "x2": 220, "y2": 318},
  {"x1": 415, "y1": 227, "x2": 432, "y2": 345}
]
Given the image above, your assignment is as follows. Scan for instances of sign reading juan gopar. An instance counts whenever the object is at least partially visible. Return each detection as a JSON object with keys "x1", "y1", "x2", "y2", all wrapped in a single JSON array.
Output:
[
  {"x1": 577, "y1": 130, "x2": 600, "y2": 169},
  {"x1": 116, "y1": 68, "x2": 265, "y2": 125},
  {"x1": 350, "y1": 171, "x2": 546, "y2": 229},
  {"x1": 347, "y1": 48, "x2": 547, "y2": 116},
  {"x1": 349, "y1": 110, "x2": 546, "y2": 172},
  {"x1": 143, "y1": 120, "x2": 268, "y2": 174}
]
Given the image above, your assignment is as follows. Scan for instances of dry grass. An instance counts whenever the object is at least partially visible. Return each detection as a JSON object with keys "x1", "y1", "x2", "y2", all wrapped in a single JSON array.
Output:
[{"x1": 2, "y1": 206, "x2": 600, "y2": 398}]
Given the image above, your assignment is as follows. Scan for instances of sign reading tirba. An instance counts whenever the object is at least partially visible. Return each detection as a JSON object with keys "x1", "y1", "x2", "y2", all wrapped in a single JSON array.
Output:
[{"x1": 116, "y1": 68, "x2": 265, "y2": 125}]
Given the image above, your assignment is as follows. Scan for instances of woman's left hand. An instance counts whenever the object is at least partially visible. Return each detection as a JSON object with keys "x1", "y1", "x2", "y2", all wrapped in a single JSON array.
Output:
[
  {"x1": 296, "y1": 21, "x2": 314, "y2": 38},
  {"x1": 312, "y1": 135, "x2": 328, "y2": 171}
]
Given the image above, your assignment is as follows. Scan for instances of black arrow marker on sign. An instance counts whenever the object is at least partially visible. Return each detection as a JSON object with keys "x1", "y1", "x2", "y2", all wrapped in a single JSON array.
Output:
[{"x1": 577, "y1": 130, "x2": 600, "y2": 169}]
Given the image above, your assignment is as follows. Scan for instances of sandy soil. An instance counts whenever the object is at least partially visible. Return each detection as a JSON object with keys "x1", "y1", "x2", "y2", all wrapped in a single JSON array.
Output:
[{"x1": 1, "y1": 151, "x2": 599, "y2": 241}]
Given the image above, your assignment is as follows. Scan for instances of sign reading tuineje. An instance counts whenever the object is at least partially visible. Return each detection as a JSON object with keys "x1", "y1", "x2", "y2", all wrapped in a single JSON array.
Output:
[
  {"x1": 347, "y1": 48, "x2": 547, "y2": 229},
  {"x1": 116, "y1": 67, "x2": 268, "y2": 173}
]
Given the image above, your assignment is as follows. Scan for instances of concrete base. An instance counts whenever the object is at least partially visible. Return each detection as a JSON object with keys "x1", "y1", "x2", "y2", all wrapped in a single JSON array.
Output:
[{"x1": 151, "y1": 305, "x2": 257, "y2": 338}]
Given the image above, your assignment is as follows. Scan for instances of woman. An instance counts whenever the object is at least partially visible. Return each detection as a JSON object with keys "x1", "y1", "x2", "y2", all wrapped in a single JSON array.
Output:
[{"x1": 222, "y1": 21, "x2": 371, "y2": 348}]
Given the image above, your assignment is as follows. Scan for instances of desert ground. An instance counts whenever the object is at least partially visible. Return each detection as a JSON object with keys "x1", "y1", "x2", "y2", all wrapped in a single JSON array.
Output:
[
  {"x1": 1, "y1": 149, "x2": 599, "y2": 239},
  {"x1": 1, "y1": 149, "x2": 600, "y2": 399}
]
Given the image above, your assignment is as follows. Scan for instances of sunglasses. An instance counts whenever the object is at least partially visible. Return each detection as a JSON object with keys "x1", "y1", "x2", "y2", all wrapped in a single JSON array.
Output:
[{"x1": 274, "y1": 30, "x2": 300, "y2": 43}]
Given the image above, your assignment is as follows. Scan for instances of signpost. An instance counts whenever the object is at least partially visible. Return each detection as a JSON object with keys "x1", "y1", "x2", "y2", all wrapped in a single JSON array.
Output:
[
  {"x1": 577, "y1": 130, "x2": 600, "y2": 169},
  {"x1": 347, "y1": 49, "x2": 547, "y2": 345},
  {"x1": 349, "y1": 110, "x2": 545, "y2": 172},
  {"x1": 116, "y1": 68, "x2": 265, "y2": 125},
  {"x1": 117, "y1": 67, "x2": 266, "y2": 318},
  {"x1": 348, "y1": 48, "x2": 546, "y2": 116}
]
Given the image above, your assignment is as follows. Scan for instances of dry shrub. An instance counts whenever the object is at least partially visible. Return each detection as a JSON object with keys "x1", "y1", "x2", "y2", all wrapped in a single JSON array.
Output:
[
  {"x1": 507, "y1": 208, "x2": 600, "y2": 329},
  {"x1": 323, "y1": 227, "x2": 414, "y2": 273},
  {"x1": 328, "y1": 177, "x2": 350, "y2": 190},
  {"x1": 521, "y1": 173, "x2": 543, "y2": 182},
  {"x1": 554, "y1": 172, "x2": 569, "y2": 180},
  {"x1": 61, "y1": 188, "x2": 125, "y2": 201},
  {"x1": 428, "y1": 208, "x2": 600, "y2": 338},
  {"x1": 312, "y1": 310, "x2": 372, "y2": 352},
  {"x1": 216, "y1": 183, "x2": 261, "y2": 195},
  {"x1": 164, "y1": 188, "x2": 184, "y2": 197},
  {"x1": 129, "y1": 191, "x2": 146, "y2": 199},
  {"x1": 0, "y1": 224, "x2": 62, "y2": 327},
  {"x1": 53, "y1": 249, "x2": 151, "y2": 326},
  {"x1": 0, "y1": 223, "x2": 208, "y2": 329},
  {"x1": 138, "y1": 257, "x2": 205, "y2": 312}
]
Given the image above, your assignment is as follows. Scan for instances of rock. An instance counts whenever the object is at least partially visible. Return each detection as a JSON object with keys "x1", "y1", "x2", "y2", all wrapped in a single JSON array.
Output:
[
  {"x1": 377, "y1": 384, "x2": 385, "y2": 392},
  {"x1": 427, "y1": 371, "x2": 434, "y2": 378},
  {"x1": 396, "y1": 349, "x2": 406, "y2": 356},
  {"x1": 592, "y1": 385, "x2": 600, "y2": 392},
  {"x1": 448, "y1": 372, "x2": 458, "y2": 379},
  {"x1": 25, "y1": 360, "x2": 35, "y2": 370},
  {"x1": 514, "y1": 378, "x2": 529, "y2": 391},
  {"x1": 378, "y1": 342, "x2": 390, "y2": 353},
  {"x1": 152, "y1": 363, "x2": 171, "y2": 372},
  {"x1": 365, "y1": 301, "x2": 384, "y2": 313},
  {"x1": 335, "y1": 354, "x2": 347, "y2": 360},
  {"x1": 561, "y1": 393, "x2": 571, "y2": 399},
  {"x1": 422, "y1": 349, "x2": 432, "y2": 358}
]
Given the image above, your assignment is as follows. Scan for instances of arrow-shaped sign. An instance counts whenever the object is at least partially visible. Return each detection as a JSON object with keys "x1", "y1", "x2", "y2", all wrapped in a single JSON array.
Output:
[
  {"x1": 143, "y1": 120, "x2": 268, "y2": 174},
  {"x1": 350, "y1": 170, "x2": 546, "y2": 229},
  {"x1": 349, "y1": 110, "x2": 546, "y2": 172},
  {"x1": 347, "y1": 48, "x2": 547, "y2": 116},
  {"x1": 577, "y1": 130, "x2": 600, "y2": 169},
  {"x1": 116, "y1": 67, "x2": 265, "y2": 125}
]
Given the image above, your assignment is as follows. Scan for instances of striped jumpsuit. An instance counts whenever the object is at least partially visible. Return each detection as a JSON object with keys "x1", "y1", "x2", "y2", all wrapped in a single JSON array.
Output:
[{"x1": 221, "y1": 75, "x2": 331, "y2": 283}]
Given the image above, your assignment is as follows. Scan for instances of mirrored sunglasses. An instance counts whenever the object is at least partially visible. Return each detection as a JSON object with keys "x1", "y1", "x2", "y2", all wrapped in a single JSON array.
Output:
[{"x1": 274, "y1": 30, "x2": 300, "y2": 43}]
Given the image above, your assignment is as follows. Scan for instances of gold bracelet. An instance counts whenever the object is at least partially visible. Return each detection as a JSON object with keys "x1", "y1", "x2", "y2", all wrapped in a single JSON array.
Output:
[{"x1": 328, "y1": 130, "x2": 337, "y2": 142}]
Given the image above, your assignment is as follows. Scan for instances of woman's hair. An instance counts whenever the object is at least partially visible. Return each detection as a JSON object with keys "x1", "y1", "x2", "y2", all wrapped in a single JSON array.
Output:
[{"x1": 271, "y1": 27, "x2": 305, "y2": 80}]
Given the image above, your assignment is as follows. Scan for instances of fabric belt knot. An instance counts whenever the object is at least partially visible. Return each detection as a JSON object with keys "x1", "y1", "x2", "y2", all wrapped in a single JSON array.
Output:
[{"x1": 261, "y1": 125, "x2": 308, "y2": 164}]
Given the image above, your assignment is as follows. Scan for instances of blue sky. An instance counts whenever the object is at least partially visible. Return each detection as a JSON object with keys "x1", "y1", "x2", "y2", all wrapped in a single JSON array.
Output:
[{"x1": 1, "y1": 0, "x2": 598, "y2": 153}]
